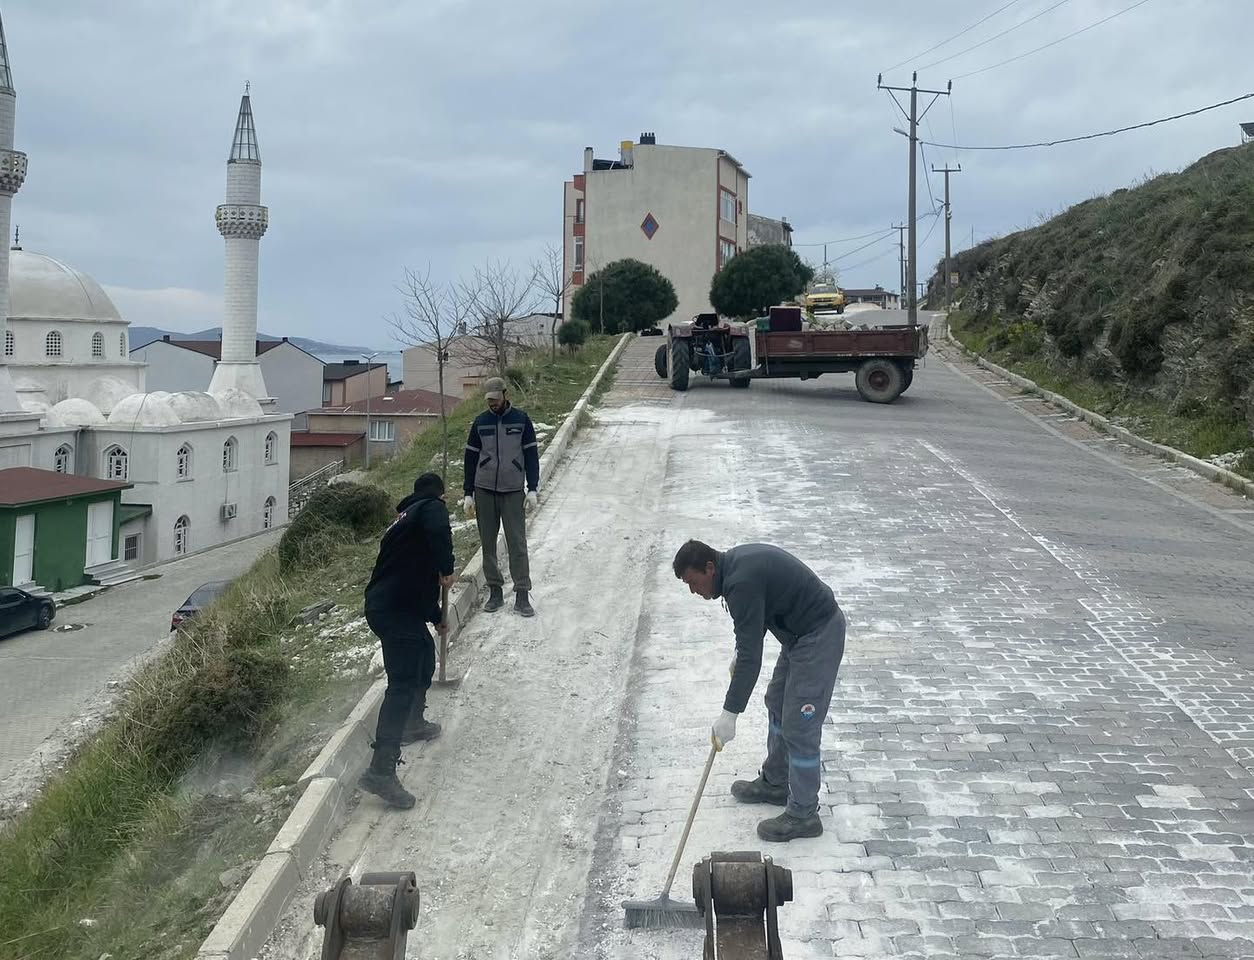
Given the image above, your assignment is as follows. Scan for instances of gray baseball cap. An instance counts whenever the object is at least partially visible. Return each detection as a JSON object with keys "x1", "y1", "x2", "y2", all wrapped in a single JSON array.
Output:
[{"x1": 484, "y1": 376, "x2": 507, "y2": 400}]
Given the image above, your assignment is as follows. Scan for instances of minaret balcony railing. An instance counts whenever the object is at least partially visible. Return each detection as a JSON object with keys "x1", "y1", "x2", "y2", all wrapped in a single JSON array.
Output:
[
  {"x1": 215, "y1": 202, "x2": 269, "y2": 239},
  {"x1": 0, "y1": 149, "x2": 27, "y2": 196}
]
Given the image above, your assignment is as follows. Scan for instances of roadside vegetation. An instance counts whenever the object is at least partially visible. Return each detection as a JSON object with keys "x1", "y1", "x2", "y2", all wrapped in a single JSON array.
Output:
[
  {"x1": 0, "y1": 334, "x2": 618, "y2": 960},
  {"x1": 941, "y1": 142, "x2": 1254, "y2": 477}
]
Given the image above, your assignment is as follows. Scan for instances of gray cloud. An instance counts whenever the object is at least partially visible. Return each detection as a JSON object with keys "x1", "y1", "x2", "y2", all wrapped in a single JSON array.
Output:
[{"x1": 5, "y1": 0, "x2": 1251, "y2": 345}]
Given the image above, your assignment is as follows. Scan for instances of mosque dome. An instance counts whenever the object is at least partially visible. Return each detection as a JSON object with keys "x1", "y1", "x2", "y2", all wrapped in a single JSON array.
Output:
[
  {"x1": 82, "y1": 375, "x2": 137, "y2": 415},
  {"x1": 9, "y1": 249, "x2": 123, "y2": 321},
  {"x1": 108, "y1": 391, "x2": 181, "y2": 427},
  {"x1": 212, "y1": 387, "x2": 263, "y2": 418},
  {"x1": 168, "y1": 391, "x2": 223, "y2": 423},
  {"x1": 48, "y1": 397, "x2": 106, "y2": 426}
]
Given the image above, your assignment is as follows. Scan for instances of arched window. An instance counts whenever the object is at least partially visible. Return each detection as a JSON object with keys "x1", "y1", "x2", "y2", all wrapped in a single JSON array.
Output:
[
  {"x1": 222, "y1": 436, "x2": 238, "y2": 473},
  {"x1": 263, "y1": 496, "x2": 276, "y2": 530},
  {"x1": 3, "y1": 330, "x2": 12, "y2": 357},
  {"x1": 104, "y1": 445, "x2": 128, "y2": 481},
  {"x1": 174, "y1": 515, "x2": 189, "y2": 556},
  {"x1": 176, "y1": 443, "x2": 192, "y2": 480},
  {"x1": 264, "y1": 431, "x2": 278, "y2": 465},
  {"x1": 54, "y1": 444, "x2": 72, "y2": 474},
  {"x1": 45, "y1": 331, "x2": 62, "y2": 358},
  {"x1": 119, "y1": 332, "x2": 127, "y2": 356},
  {"x1": 91, "y1": 332, "x2": 104, "y2": 358}
]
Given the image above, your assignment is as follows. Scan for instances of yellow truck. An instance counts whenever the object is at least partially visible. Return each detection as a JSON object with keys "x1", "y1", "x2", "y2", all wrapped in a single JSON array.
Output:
[{"x1": 804, "y1": 281, "x2": 846, "y2": 314}]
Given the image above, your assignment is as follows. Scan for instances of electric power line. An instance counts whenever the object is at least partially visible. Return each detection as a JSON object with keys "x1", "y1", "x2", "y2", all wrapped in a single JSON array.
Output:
[
  {"x1": 882, "y1": 0, "x2": 1026, "y2": 74},
  {"x1": 919, "y1": 131, "x2": 940, "y2": 211},
  {"x1": 917, "y1": 0, "x2": 1074, "y2": 72},
  {"x1": 953, "y1": 0, "x2": 1154, "y2": 80},
  {"x1": 792, "y1": 226, "x2": 899, "y2": 248},
  {"x1": 921, "y1": 91, "x2": 1254, "y2": 151},
  {"x1": 828, "y1": 230, "x2": 898, "y2": 263}
]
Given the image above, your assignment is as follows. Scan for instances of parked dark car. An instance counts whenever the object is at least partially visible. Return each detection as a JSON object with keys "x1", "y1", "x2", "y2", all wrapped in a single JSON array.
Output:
[
  {"x1": 0, "y1": 586, "x2": 56, "y2": 638},
  {"x1": 170, "y1": 580, "x2": 233, "y2": 632}
]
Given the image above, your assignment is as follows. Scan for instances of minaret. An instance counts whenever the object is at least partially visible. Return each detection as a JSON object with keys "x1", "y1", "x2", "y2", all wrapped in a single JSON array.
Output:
[
  {"x1": 0, "y1": 12, "x2": 28, "y2": 413},
  {"x1": 208, "y1": 85, "x2": 270, "y2": 401}
]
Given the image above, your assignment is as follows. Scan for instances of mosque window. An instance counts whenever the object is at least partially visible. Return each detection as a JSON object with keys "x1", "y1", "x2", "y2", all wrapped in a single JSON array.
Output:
[
  {"x1": 263, "y1": 496, "x2": 276, "y2": 530},
  {"x1": 222, "y1": 436, "x2": 238, "y2": 473},
  {"x1": 176, "y1": 443, "x2": 192, "y2": 480},
  {"x1": 104, "y1": 445, "x2": 129, "y2": 481},
  {"x1": 4, "y1": 330, "x2": 12, "y2": 356},
  {"x1": 91, "y1": 332, "x2": 104, "y2": 358},
  {"x1": 264, "y1": 431, "x2": 278, "y2": 464},
  {"x1": 174, "y1": 515, "x2": 190, "y2": 556},
  {"x1": 45, "y1": 331, "x2": 62, "y2": 358},
  {"x1": 54, "y1": 444, "x2": 72, "y2": 474},
  {"x1": 119, "y1": 333, "x2": 127, "y2": 356}
]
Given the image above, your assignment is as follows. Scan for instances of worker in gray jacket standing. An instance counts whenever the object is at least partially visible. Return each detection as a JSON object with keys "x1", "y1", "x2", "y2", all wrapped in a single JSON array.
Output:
[
  {"x1": 462, "y1": 377, "x2": 541, "y2": 617},
  {"x1": 673, "y1": 539, "x2": 846, "y2": 842}
]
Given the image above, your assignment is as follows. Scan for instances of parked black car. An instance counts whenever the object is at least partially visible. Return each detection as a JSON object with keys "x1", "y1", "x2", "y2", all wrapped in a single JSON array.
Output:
[
  {"x1": 0, "y1": 586, "x2": 56, "y2": 638},
  {"x1": 170, "y1": 580, "x2": 233, "y2": 632}
]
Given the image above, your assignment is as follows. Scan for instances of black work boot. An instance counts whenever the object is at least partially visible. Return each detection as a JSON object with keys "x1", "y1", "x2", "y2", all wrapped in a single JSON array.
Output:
[
  {"x1": 515, "y1": 591, "x2": 535, "y2": 618},
  {"x1": 756, "y1": 811, "x2": 823, "y2": 842},
  {"x1": 358, "y1": 745, "x2": 415, "y2": 810},
  {"x1": 401, "y1": 696, "x2": 441, "y2": 744},
  {"x1": 731, "y1": 773, "x2": 788, "y2": 806},
  {"x1": 483, "y1": 585, "x2": 504, "y2": 612}
]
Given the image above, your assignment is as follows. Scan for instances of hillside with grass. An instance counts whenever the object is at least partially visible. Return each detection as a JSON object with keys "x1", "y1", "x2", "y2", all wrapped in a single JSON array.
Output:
[{"x1": 941, "y1": 141, "x2": 1254, "y2": 473}]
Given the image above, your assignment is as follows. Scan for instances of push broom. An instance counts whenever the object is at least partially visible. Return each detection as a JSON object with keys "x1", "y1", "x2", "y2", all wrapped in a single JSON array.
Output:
[{"x1": 622, "y1": 741, "x2": 718, "y2": 929}]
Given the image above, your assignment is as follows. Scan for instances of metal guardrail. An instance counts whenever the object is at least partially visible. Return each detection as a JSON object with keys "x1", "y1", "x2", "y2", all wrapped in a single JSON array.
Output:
[{"x1": 288, "y1": 459, "x2": 344, "y2": 518}]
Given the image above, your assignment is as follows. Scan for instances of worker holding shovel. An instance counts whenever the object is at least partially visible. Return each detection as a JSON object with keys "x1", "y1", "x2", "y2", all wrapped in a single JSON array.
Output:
[
  {"x1": 359, "y1": 472, "x2": 457, "y2": 810},
  {"x1": 673, "y1": 539, "x2": 846, "y2": 842}
]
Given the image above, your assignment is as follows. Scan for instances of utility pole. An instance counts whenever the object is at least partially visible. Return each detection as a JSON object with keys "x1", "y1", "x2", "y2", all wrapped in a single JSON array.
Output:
[
  {"x1": 892, "y1": 223, "x2": 907, "y2": 306},
  {"x1": 931, "y1": 162, "x2": 961, "y2": 312},
  {"x1": 878, "y1": 71, "x2": 951, "y2": 326}
]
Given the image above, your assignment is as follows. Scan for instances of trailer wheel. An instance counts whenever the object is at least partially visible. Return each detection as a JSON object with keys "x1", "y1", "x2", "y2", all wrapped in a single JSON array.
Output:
[
  {"x1": 730, "y1": 338, "x2": 752, "y2": 389},
  {"x1": 669, "y1": 340, "x2": 690, "y2": 392},
  {"x1": 901, "y1": 364, "x2": 914, "y2": 392},
  {"x1": 855, "y1": 358, "x2": 905, "y2": 403},
  {"x1": 654, "y1": 344, "x2": 668, "y2": 379}
]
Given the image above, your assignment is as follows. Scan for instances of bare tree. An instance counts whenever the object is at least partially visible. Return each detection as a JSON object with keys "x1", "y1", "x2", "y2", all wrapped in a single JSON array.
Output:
[
  {"x1": 389, "y1": 266, "x2": 477, "y2": 484},
  {"x1": 459, "y1": 259, "x2": 541, "y2": 378},
  {"x1": 533, "y1": 243, "x2": 573, "y2": 359}
]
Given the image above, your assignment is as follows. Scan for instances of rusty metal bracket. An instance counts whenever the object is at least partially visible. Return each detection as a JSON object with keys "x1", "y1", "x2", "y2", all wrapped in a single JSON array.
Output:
[
  {"x1": 313, "y1": 871, "x2": 419, "y2": 960},
  {"x1": 692, "y1": 851, "x2": 793, "y2": 960}
]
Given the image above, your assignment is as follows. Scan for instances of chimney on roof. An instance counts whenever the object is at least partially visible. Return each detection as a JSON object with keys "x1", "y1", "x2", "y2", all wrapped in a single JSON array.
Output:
[
  {"x1": 281, "y1": 336, "x2": 288, "y2": 342},
  {"x1": 639, "y1": 132, "x2": 656, "y2": 145},
  {"x1": 163, "y1": 334, "x2": 170, "y2": 341},
  {"x1": 583, "y1": 146, "x2": 593, "y2": 173}
]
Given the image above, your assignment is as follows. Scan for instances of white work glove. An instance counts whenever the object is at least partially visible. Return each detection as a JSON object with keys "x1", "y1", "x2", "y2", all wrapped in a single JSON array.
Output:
[
  {"x1": 461, "y1": 496, "x2": 475, "y2": 518},
  {"x1": 525, "y1": 490, "x2": 539, "y2": 513},
  {"x1": 711, "y1": 710, "x2": 737, "y2": 752}
]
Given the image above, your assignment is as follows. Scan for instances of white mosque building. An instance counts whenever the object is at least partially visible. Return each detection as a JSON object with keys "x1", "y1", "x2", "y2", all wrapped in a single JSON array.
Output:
[{"x1": 0, "y1": 11, "x2": 290, "y2": 579}]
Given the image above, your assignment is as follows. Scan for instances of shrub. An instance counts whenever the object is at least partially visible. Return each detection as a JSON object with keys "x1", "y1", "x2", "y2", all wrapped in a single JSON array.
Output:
[
  {"x1": 572, "y1": 259, "x2": 678, "y2": 333},
  {"x1": 504, "y1": 365, "x2": 530, "y2": 390},
  {"x1": 558, "y1": 318, "x2": 590, "y2": 352},
  {"x1": 279, "y1": 482, "x2": 391, "y2": 572}
]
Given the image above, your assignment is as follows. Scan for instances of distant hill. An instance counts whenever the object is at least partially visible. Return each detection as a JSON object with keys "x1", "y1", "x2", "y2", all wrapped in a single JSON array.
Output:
[{"x1": 128, "y1": 325, "x2": 378, "y2": 356}]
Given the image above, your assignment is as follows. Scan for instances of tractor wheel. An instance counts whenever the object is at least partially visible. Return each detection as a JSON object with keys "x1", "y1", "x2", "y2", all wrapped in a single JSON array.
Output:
[
  {"x1": 902, "y1": 364, "x2": 914, "y2": 391},
  {"x1": 731, "y1": 338, "x2": 752, "y2": 389},
  {"x1": 654, "y1": 344, "x2": 668, "y2": 379},
  {"x1": 669, "y1": 340, "x2": 690, "y2": 392},
  {"x1": 855, "y1": 358, "x2": 905, "y2": 403}
]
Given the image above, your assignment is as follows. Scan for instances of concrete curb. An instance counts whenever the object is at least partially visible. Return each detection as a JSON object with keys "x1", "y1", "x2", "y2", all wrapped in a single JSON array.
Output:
[
  {"x1": 195, "y1": 332, "x2": 632, "y2": 960},
  {"x1": 940, "y1": 318, "x2": 1254, "y2": 500}
]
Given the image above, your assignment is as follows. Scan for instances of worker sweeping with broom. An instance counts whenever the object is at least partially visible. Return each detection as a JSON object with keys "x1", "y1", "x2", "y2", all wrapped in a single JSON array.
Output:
[{"x1": 673, "y1": 539, "x2": 846, "y2": 842}]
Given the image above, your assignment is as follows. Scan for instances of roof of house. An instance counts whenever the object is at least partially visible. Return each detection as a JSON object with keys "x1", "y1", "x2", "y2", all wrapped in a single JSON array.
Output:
[
  {"x1": 0, "y1": 467, "x2": 131, "y2": 506},
  {"x1": 323, "y1": 361, "x2": 387, "y2": 381},
  {"x1": 318, "y1": 387, "x2": 462, "y2": 417},
  {"x1": 133, "y1": 336, "x2": 305, "y2": 360},
  {"x1": 289, "y1": 431, "x2": 363, "y2": 447},
  {"x1": 843, "y1": 288, "x2": 896, "y2": 298}
]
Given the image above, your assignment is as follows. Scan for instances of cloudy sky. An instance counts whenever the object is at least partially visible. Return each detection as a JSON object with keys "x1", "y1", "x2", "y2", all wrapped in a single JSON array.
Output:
[{"x1": 5, "y1": 0, "x2": 1250, "y2": 348}]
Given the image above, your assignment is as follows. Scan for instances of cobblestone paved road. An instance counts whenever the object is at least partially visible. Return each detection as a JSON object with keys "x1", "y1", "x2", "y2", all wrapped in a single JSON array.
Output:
[{"x1": 585, "y1": 327, "x2": 1254, "y2": 960}]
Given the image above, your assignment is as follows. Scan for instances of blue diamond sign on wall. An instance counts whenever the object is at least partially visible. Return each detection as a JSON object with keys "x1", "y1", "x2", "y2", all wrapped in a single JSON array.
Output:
[{"x1": 640, "y1": 213, "x2": 659, "y2": 239}]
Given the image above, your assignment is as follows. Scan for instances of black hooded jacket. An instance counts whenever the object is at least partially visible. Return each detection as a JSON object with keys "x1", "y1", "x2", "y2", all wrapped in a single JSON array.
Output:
[{"x1": 364, "y1": 492, "x2": 455, "y2": 623}]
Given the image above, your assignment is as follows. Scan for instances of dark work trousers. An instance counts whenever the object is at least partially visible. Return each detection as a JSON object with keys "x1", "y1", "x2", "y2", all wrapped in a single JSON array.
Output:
[
  {"x1": 761, "y1": 608, "x2": 846, "y2": 818},
  {"x1": 474, "y1": 489, "x2": 531, "y2": 592},
  {"x1": 366, "y1": 605, "x2": 436, "y2": 755}
]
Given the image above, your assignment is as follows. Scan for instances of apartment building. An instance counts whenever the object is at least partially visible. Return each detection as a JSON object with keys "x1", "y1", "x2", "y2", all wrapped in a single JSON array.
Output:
[{"x1": 562, "y1": 134, "x2": 750, "y2": 327}]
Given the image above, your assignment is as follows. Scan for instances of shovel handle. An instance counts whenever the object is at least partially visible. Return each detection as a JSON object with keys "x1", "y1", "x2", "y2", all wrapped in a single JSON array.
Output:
[
  {"x1": 660, "y1": 743, "x2": 718, "y2": 899},
  {"x1": 437, "y1": 584, "x2": 450, "y2": 683}
]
